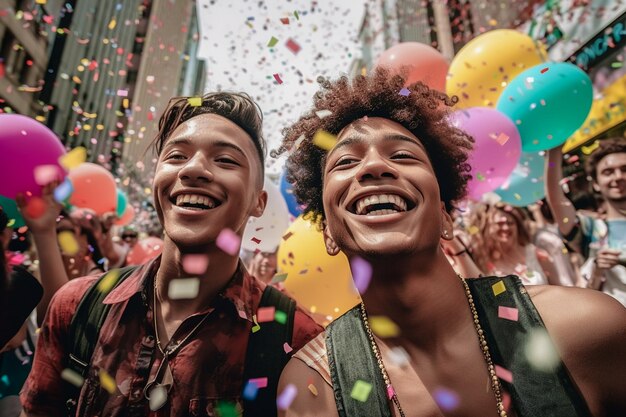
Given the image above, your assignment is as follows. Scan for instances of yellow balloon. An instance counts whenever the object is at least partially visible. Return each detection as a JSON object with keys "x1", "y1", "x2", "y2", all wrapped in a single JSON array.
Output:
[
  {"x1": 277, "y1": 216, "x2": 360, "y2": 321},
  {"x1": 446, "y1": 29, "x2": 546, "y2": 109}
]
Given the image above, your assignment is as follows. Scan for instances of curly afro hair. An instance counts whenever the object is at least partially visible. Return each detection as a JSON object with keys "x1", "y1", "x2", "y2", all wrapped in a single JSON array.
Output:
[{"x1": 274, "y1": 67, "x2": 474, "y2": 222}]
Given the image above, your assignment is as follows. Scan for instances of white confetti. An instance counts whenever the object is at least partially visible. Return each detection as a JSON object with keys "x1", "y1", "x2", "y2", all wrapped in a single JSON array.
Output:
[{"x1": 168, "y1": 278, "x2": 200, "y2": 300}]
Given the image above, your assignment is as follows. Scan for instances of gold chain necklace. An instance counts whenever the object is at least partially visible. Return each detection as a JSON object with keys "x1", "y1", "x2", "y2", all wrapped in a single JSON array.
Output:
[{"x1": 359, "y1": 277, "x2": 508, "y2": 417}]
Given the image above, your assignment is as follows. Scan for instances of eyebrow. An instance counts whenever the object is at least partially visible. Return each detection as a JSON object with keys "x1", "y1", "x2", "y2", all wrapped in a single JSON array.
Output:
[
  {"x1": 164, "y1": 137, "x2": 247, "y2": 158},
  {"x1": 327, "y1": 133, "x2": 426, "y2": 159}
]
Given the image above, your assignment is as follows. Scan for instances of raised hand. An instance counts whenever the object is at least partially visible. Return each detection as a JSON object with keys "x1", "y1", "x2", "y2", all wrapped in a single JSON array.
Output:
[{"x1": 15, "y1": 181, "x2": 63, "y2": 235}]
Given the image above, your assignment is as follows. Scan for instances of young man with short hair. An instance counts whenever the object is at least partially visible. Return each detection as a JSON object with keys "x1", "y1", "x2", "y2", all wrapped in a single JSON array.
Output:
[
  {"x1": 276, "y1": 69, "x2": 626, "y2": 417},
  {"x1": 20, "y1": 92, "x2": 322, "y2": 416}
]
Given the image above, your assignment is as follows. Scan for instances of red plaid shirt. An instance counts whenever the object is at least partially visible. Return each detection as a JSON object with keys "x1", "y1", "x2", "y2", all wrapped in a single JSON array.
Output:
[{"x1": 20, "y1": 257, "x2": 322, "y2": 416}]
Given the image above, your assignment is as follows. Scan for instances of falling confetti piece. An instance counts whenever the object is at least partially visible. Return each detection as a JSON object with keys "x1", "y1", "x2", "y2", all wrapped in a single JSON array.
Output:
[
  {"x1": 273, "y1": 74, "x2": 283, "y2": 84},
  {"x1": 275, "y1": 310, "x2": 287, "y2": 324},
  {"x1": 433, "y1": 387, "x2": 460, "y2": 411},
  {"x1": 350, "y1": 380, "x2": 372, "y2": 402},
  {"x1": 251, "y1": 315, "x2": 261, "y2": 333},
  {"x1": 387, "y1": 346, "x2": 410, "y2": 367},
  {"x1": 267, "y1": 36, "x2": 279, "y2": 47},
  {"x1": 182, "y1": 254, "x2": 209, "y2": 275},
  {"x1": 277, "y1": 384, "x2": 298, "y2": 410},
  {"x1": 315, "y1": 109, "x2": 332, "y2": 119},
  {"x1": 495, "y1": 133, "x2": 510, "y2": 145},
  {"x1": 495, "y1": 365, "x2": 513, "y2": 383},
  {"x1": 215, "y1": 401, "x2": 239, "y2": 417},
  {"x1": 398, "y1": 87, "x2": 410, "y2": 96},
  {"x1": 468, "y1": 225, "x2": 480, "y2": 235},
  {"x1": 351, "y1": 256, "x2": 372, "y2": 294},
  {"x1": 270, "y1": 273, "x2": 288, "y2": 284},
  {"x1": 497, "y1": 306, "x2": 519, "y2": 321},
  {"x1": 282, "y1": 231, "x2": 293, "y2": 240},
  {"x1": 108, "y1": 18, "x2": 116, "y2": 30},
  {"x1": 59, "y1": 146, "x2": 87, "y2": 170},
  {"x1": 35, "y1": 0, "x2": 46, "y2": 3},
  {"x1": 54, "y1": 179, "x2": 73, "y2": 203},
  {"x1": 58, "y1": 231, "x2": 79, "y2": 255},
  {"x1": 369, "y1": 316, "x2": 400, "y2": 338},
  {"x1": 386, "y1": 384, "x2": 395, "y2": 399},
  {"x1": 25, "y1": 197, "x2": 47, "y2": 219},
  {"x1": 168, "y1": 278, "x2": 200, "y2": 300},
  {"x1": 116, "y1": 89, "x2": 128, "y2": 97},
  {"x1": 285, "y1": 38, "x2": 301, "y2": 54},
  {"x1": 492, "y1": 280, "x2": 506, "y2": 296},
  {"x1": 216, "y1": 228, "x2": 241, "y2": 255},
  {"x1": 283, "y1": 342, "x2": 293, "y2": 353},
  {"x1": 243, "y1": 380, "x2": 260, "y2": 400},
  {"x1": 312, "y1": 130, "x2": 337, "y2": 151},
  {"x1": 99, "y1": 370, "x2": 116, "y2": 394},
  {"x1": 148, "y1": 384, "x2": 168, "y2": 411},
  {"x1": 187, "y1": 97, "x2": 202, "y2": 107},
  {"x1": 248, "y1": 377, "x2": 268, "y2": 388},
  {"x1": 97, "y1": 269, "x2": 121, "y2": 293},
  {"x1": 257, "y1": 306, "x2": 276, "y2": 323},
  {"x1": 294, "y1": 10, "x2": 299, "y2": 20},
  {"x1": 307, "y1": 383, "x2": 318, "y2": 396},
  {"x1": 525, "y1": 328, "x2": 560, "y2": 372},
  {"x1": 34, "y1": 165, "x2": 60, "y2": 186},
  {"x1": 540, "y1": 67, "x2": 549, "y2": 74},
  {"x1": 61, "y1": 368, "x2": 84, "y2": 387},
  {"x1": 280, "y1": 17, "x2": 289, "y2": 25}
]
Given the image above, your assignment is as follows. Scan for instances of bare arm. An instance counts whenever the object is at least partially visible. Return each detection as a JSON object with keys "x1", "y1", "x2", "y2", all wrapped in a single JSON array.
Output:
[
  {"x1": 441, "y1": 234, "x2": 483, "y2": 278},
  {"x1": 278, "y1": 358, "x2": 339, "y2": 417},
  {"x1": 545, "y1": 146, "x2": 578, "y2": 240}
]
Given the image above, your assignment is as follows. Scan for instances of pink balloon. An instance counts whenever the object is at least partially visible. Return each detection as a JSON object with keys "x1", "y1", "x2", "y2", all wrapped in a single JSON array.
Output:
[
  {"x1": 126, "y1": 237, "x2": 164, "y2": 265},
  {"x1": 449, "y1": 108, "x2": 522, "y2": 200},
  {"x1": 376, "y1": 42, "x2": 449, "y2": 91},
  {"x1": 68, "y1": 163, "x2": 117, "y2": 215},
  {"x1": 0, "y1": 114, "x2": 66, "y2": 198}
]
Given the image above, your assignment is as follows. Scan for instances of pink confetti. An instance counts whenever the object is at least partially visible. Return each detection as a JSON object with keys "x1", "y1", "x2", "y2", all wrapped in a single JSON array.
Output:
[
  {"x1": 285, "y1": 38, "x2": 301, "y2": 54},
  {"x1": 216, "y1": 228, "x2": 241, "y2": 255},
  {"x1": 283, "y1": 342, "x2": 293, "y2": 353},
  {"x1": 277, "y1": 384, "x2": 298, "y2": 410},
  {"x1": 34, "y1": 165, "x2": 61, "y2": 186},
  {"x1": 181, "y1": 254, "x2": 209, "y2": 275},
  {"x1": 495, "y1": 365, "x2": 513, "y2": 383},
  {"x1": 248, "y1": 377, "x2": 268, "y2": 389},
  {"x1": 351, "y1": 256, "x2": 372, "y2": 294},
  {"x1": 273, "y1": 73, "x2": 283, "y2": 84},
  {"x1": 257, "y1": 306, "x2": 276, "y2": 323},
  {"x1": 250, "y1": 237, "x2": 261, "y2": 244},
  {"x1": 116, "y1": 89, "x2": 128, "y2": 97},
  {"x1": 498, "y1": 306, "x2": 519, "y2": 321},
  {"x1": 386, "y1": 384, "x2": 395, "y2": 400},
  {"x1": 495, "y1": 133, "x2": 510, "y2": 145}
]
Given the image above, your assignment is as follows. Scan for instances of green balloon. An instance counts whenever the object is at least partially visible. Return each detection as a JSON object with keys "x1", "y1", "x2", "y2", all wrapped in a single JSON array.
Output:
[
  {"x1": 0, "y1": 195, "x2": 25, "y2": 228},
  {"x1": 116, "y1": 189, "x2": 128, "y2": 218}
]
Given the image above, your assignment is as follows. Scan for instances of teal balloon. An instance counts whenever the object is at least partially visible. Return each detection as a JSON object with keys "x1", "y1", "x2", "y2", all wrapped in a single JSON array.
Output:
[
  {"x1": 496, "y1": 62, "x2": 593, "y2": 152},
  {"x1": 0, "y1": 195, "x2": 25, "y2": 228},
  {"x1": 116, "y1": 189, "x2": 128, "y2": 218},
  {"x1": 495, "y1": 151, "x2": 545, "y2": 207}
]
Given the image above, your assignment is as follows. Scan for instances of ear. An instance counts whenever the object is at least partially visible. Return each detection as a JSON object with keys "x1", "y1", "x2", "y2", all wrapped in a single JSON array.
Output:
[
  {"x1": 322, "y1": 220, "x2": 341, "y2": 256},
  {"x1": 250, "y1": 190, "x2": 268, "y2": 218},
  {"x1": 592, "y1": 181, "x2": 600, "y2": 193},
  {"x1": 440, "y1": 202, "x2": 454, "y2": 241}
]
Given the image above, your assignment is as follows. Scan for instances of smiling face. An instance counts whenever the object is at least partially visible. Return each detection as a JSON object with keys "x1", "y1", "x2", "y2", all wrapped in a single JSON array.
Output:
[
  {"x1": 594, "y1": 152, "x2": 626, "y2": 203},
  {"x1": 153, "y1": 113, "x2": 266, "y2": 250},
  {"x1": 488, "y1": 210, "x2": 518, "y2": 248},
  {"x1": 321, "y1": 117, "x2": 452, "y2": 258}
]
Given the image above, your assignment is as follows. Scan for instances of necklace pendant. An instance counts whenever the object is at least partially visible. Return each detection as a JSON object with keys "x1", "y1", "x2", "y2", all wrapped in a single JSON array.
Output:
[{"x1": 386, "y1": 384, "x2": 395, "y2": 400}]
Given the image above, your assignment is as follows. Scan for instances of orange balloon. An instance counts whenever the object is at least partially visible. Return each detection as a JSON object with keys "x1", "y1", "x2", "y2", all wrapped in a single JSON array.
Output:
[
  {"x1": 115, "y1": 204, "x2": 135, "y2": 226},
  {"x1": 376, "y1": 42, "x2": 449, "y2": 91},
  {"x1": 277, "y1": 216, "x2": 360, "y2": 320},
  {"x1": 68, "y1": 163, "x2": 117, "y2": 215}
]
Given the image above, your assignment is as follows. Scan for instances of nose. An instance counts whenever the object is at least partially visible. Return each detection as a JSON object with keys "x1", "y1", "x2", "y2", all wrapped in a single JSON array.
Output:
[
  {"x1": 355, "y1": 150, "x2": 398, "y2": 182},
  {"x1": 178, "y1": 152, "x2": 214, "y2": 183}
]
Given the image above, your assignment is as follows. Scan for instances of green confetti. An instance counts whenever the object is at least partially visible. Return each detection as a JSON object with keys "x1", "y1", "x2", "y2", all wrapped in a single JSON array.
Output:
[
  {"x1": 270, "y1": 273, "x2": 288, "y2": 283},
  {"x1": 350, "y1": 380, "x2": 372, "y2": 402},
  {"x1": 294, "y1": 10, "x2": 299, "y2": 20},
  {"x1": 267, "y1": 36, "x2": 278, "y2": 47},
  {"x1": 275, "y1": 310, "x2": 287, "y2": 324},
  {"x1": 215, "y1": 400, "x2": 239, "y2": 417}
]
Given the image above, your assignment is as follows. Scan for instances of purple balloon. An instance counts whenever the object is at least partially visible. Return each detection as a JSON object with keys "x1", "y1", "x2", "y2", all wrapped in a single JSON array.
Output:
[
  {"x1": 449, "y1": 108, "x2": 521, "y2": 200},
  {"x1": 0, "y1": 114, "x2": 66, "y2": 198}
]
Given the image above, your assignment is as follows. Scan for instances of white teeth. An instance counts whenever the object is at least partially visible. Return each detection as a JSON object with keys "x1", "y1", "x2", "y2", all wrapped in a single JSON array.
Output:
[
  {"x1": 183, "y1": 195, "x2": 191, "y2": 204},
  {"x1": 355, "y1": 194, "x2": 409, "y2": 215},
  {"x1": 366, "y1": 209, "x2": 398, "y2": 216},
  {"x1": 379, "y1": 194, "x2": 389, "y2": 204},
  {"x1": 190, "y1": 195, "x2": 198, "y2": 204},
  {"x1": 175, "y1": 194, "x2": 217, "y2": 208}
]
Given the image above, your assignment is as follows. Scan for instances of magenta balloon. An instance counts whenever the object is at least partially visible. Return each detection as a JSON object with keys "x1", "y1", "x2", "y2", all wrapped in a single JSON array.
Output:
[
  {"x1": 449, "y1": 108, "x2": 522, "y2": 200},
  {"x1": 0, "y1": 114, "x2": 66, "y2": 198}
]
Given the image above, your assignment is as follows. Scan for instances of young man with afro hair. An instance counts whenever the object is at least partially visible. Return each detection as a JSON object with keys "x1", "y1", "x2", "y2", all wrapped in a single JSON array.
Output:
[{"x1": 275, "y1": 68, "x2": 626, "y2": 417}]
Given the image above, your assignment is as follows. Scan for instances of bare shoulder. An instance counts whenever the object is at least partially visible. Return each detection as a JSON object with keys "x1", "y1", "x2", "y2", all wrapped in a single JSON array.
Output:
[
  {"x1": 527, "y1": 285, "x2": 626, "y2": 414},
  {"x1": 278, "y1": 357, "x2": 339, "y2": 417}
]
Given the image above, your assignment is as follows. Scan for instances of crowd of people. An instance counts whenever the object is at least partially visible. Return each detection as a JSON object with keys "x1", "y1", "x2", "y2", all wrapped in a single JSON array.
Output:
[{"x1": 1, "y1": 68, "x2": 625, "y2": 416}]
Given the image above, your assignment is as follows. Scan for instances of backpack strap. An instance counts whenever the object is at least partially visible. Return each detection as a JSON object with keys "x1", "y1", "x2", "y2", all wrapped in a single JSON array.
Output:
[
  {"x1": 64, "y1": 266, "x2": 138, "y2": 414},
  {"x1": 242, "y1": 285, "x2": 296, "y2": 417},
  {"x1": 326, "y1": 305, "x2": 392, "y2": 417},
  {"x1": 466, "y1": 275, "x2": 593, "y2": 417}
]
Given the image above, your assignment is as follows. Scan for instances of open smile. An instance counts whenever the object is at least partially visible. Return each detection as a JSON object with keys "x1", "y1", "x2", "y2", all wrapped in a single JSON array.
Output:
[
  {"x1": 348, "y1": 193, "x2": 416, "y2": 217},
  {"x1": 169, "y1": 192, "x2": 223, "y2": 212}
]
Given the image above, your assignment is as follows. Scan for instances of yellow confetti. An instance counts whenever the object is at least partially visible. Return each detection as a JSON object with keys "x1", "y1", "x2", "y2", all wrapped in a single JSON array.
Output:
[
  {"x1": 492, "y1": 280, "x2": 506, "y2": 296},
  {"x1": 350, "y1": 380, "x2": 372, "y2": 402},
  {"x1": 61, "y1": 368, "x2": 84, "y2": 387},
  {"x1": 58, "y1": 231, "x2": 79, "y2": 255},
  {"x1": 97, "y1": 270, "x2": 120, "y2": 293},
  {"x1": 108, "y1": 18, "x2": 116, "y2": 30},
  {"x1": 581, "y1": 141, "x2": 599, "y2": 155},
  {"x1": 312, "y1": 130, "x2": 337, "y2": 151},
  {"x1": 468, "y1": 225, "x2": 480, "y2": 235},
  {"x1": 59, "y1": 146, "x2": 87, "y2": 170},
  {"x1": 563, "y1": 217, "x2": 569, "y2": 223},
  {"x1": 252, "y1": 314, "x2": 261, "y2": 333},
  {"x1": 368, "y1": 316, "x2": 400, "y2": 338},
  {"x1": 514, "y1": 193, "x2": 522, "y2": 201},
  {"x1": 35, "y1": 0, "x2": 47, "y2": 4},
  {"x1": 307, "y1": 383, "x2": 318, "y2": 396},
  {"x1": 99, "y1": 370, "x2": 117, "y2": 394},
  {"x1": 187, "y1": 97, "x2": 202, "y2": 107}
]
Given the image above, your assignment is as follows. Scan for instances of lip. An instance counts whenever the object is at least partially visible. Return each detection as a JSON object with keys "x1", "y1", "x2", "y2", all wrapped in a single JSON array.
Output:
[{"x1": 345, "y1": 187, "x2": 418, "y2": 215}]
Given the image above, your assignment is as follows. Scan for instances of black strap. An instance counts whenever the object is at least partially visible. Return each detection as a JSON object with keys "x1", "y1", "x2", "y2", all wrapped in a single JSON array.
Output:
[
  {"x1": 466, "y1": 275, "x2": 593, "y2": 417},
  {"x1": 64, "y1": 266, "x2": 138, "y2": 414},
  {"x1": 326, "y1": 306, "x2": 392, "y2": 417},
  {"x1": 242, "y1": 285, "x2": 296, "y2": 417}
]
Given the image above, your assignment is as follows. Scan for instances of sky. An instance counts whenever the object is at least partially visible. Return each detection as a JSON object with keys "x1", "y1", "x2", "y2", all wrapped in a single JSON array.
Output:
[{"x1": 196, "y1": 0, "x2": 365, "y2": 176}]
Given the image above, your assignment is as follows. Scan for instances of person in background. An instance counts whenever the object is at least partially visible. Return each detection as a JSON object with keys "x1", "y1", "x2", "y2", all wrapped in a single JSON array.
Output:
[
  {"x1": 248, "y1": 250, "x2": 278, "y2": 284},
  {"x1": 546, "y1": 139, "x2": 626, "y2": 306}
]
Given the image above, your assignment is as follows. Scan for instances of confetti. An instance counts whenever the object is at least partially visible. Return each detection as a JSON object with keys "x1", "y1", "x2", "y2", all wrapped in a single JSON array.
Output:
[
  {"x1": 398, "y1": 87, "x2": 410, "y2": 96},
  {"x1": 294, "y1": 10, "x2": 299, "y2": 20},
  {"x1": 468, "y1": 225, "x2": 480, "y2": 235},
  {"x1": 216, "y1": 228, "x2": 241, "y2": 255},
  {"x1": 312, "y1": 130, "x2": 337, "y2": 151},
  {"x1": 58, "y1": 231, "x2": 79, "y2": 255},
  {"x1": 283, "y1": 342, "x2": 293, "y2": 353},
  {"x1": 116, "y1": 89, "x2": 128, "y2": 97},
  {"x1": 148, "y1": 384, "x2": 168, "y2": 411},
  {"x1": 61, "y1": 368, "x2": 85, "y2": 387},
  {"x1": 387, "y1": 346, "x2": 410, "y2": 367},
  {"x1": 273, "y1": 74, "x2": 283, "y2": 84},
  {"x1": 492, "y1": 280, "x2": 506, "y2": 296},
  {"x1": 168, "y1": 278, "x2": 200, "y2": 300},
  {"x1": 307, "y1": 383, "x2": 318, "y2": 396},
  {"x1": 97, "y1": 269, "x2": 121, "y2": 293},
  {"x1": 274, "y1": 310, "x2": 287, "y2": 324},
  {"x1": 495, "y1": 365, "x2": 513, "y2": 383},
  {"x1": 433, "y1": 387, "x2": 460, "y2": 411},
  {"x1": 54, "y1": 179, "x2": 73, "y2": 203},
  {"x1": 282, "y1": 231, "x2": 293, "y2": 240},
  {"x1": 34, "y1": 165, "x2": 61, "y2": 186},
  {"x1": 59, "y1": 146, "x2": 87, "y2": 170},
  {"x1": 368, "y1": 316, "x2": 400, "y2": 338},
  {"x1": 350, "y1": 380, "x2": 372, "y2": 402},
  {"x1": 267, "y1": 36, "x2": 279, "y2": 47},
  {"x1": 251, "y1": 315, "x2": 261, "y2": 333},
  {"x1": 108, "y1": 18, "x2": 116, "y2": 30},
  {"x1": 215, "y1": 401, "x2": 239, "y2": 417},
  {"x1": 497, "y1": 306, "x2": 518, "y2": 321},
  {"x1": 524, "y1": 328, "x2": 559, "y2": 372},
  {"x1": 25, "y1": 197, "x2": 47, "y2": 219},
  {"x1": 270, "y1": 273, "x2": 288, "y2": 284},
  {"x1": 285, "y1": 38, "x2": 301, "y2": 54},
  {"x1": 187, "y1": 97, "x2": 202, "y2": 107},
  {"x1": 495, "y1": 133, "x2": 509, "y2": 145},
  {"x1": 540, "y1": 67, "x2": 549, "y2": 74},
  {"x1": 351, "y1": 256, "x2": 372, "y2": 293},
  {"x1": 99, "y1": 370, "x2": 116, "y2": 394},
  {"x1": 280, "y1": 17, "x2": 289, "y2": 25},
  {"x1": 248, "y1": 377, "x2": 268, "y2": 389},
  {"x1": 315, "y1": 109, "x2": 332, "y2": 119},
  {"x1": 182, "y1": 254, "x2": 209, "y2": 274},
  {"x1": 277, "y1": 384, "x2": 297, "y2": 410},
  {"x1": 243, "y1": 380, "x2": 260, "y2": 400},
  {"x1": 257, "y1": 306, "x2": 276, "y2": 323}
]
